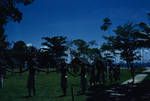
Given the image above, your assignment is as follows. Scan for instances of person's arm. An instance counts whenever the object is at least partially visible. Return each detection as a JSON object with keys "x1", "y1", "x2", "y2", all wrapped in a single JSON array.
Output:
[
  {"x1": 34, "y1": 66, "x2": 47, "y2": 72},
  {"x1": 4, "y1": 65, "x2": 28, "y2": 73},
  {"x1": 34, "y1": 66, "x2": 56, "y2": 73}
]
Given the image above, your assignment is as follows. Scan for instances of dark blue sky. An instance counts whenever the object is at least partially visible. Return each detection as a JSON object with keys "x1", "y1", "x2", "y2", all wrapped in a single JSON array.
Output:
[{"x1": 5, "y1": 0, "x2": 150, "y2": 48}]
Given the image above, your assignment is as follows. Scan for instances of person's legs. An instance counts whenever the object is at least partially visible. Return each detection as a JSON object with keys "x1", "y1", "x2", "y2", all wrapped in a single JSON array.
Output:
[
  {"x1": 96, "y1": 74, "x2": 100, "y2": 85},
  {"x1": 82, "y1": 78, "x2": 87, "y2": 94},
  {"x1": 109, "y1": 73, "x2": 113, "y2": 83},
  {"x1": 102, "y1": 73, "x2": 105, "y2": 84},
  {"x1": 1, "y1": 77, "x2": 3, "y2": 88},
  {"x1": 33, "y1": 86, "x2": 36, "y2": 96},
  {"x1": 0, "y1": 76, "x2": 4, "y2": 88},
  {"x1": 63, "y1": 87, "x2": 66, "y2": 96},
  {"x1": 28, "y1": 87, "x2": 32, "y2": 97},
  {"x1": 28, "y1": 83, "x2": 34, "y2": 96},
  {"x1": 80, "y1": 78, "x2": 84, "y2": 94}
]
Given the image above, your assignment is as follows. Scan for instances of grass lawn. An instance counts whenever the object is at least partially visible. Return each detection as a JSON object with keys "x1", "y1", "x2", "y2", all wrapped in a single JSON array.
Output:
[
  {"x1": 0, "y1": 72, "x2": 85, "y2": 101},
  {"x1": 0, "y1": 68, "x2": 133, "y2": 101}
]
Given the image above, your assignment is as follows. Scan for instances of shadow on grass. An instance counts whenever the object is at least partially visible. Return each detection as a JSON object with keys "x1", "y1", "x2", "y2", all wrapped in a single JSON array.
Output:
[
  {"x1": 57, "y1": 94, "x2": 67, "y2": 98},
  {"x1": 19, "y1": 95, "x2": 34, "y2": 99}
]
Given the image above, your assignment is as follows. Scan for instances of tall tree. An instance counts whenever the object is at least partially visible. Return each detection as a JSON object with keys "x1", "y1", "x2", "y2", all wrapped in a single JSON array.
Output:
[
  {"x1": 0, "y1": 31, "x2": 8, "y2": 88},
  {"x1": 72, "y1": 39, "x2": 89, "y2": 58},
  {"x1": 12, "y1": 40, "x2": 27, "y2": 73},
  {"x1": 0, "y1": 0, "x2": 34, "y2": 74},
  {"x1": 102, "y1": 23, "x2": 141, "y2": 83},
  {"x1": 42, "y1": 36, "x2": 68, "y2": 69}
]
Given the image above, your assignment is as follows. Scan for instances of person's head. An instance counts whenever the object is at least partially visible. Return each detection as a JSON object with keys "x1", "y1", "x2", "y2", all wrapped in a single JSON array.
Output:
[
  {"x1": 60, "y1": 59, "x2": 65, "y2": 64},
  {"x1": 80, "y1": 61, "x2": 85, "y2": 66},
  {"x1": 117, "y1": 64, "x2": 120, "y2": 68},
  {"x1": 27, "y1": 46, "x2": 37, "y2": 58}
]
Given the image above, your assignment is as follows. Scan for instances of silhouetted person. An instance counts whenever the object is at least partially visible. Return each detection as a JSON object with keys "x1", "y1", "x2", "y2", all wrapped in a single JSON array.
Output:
[
  {"x1": 25, "y1": 53, "x2": 47, "y2": 97},
  {"x1": 130, "y1": 64, "x2": 135, "y2": 84},
  {"x1": 80, "y1": 62, "x2": 87, "y2": 94},
  {"x1": 96, "y1": 60, "x2": 100, "y2": 84},
  {"x1": 101, "y1": 62, "x2": 106, "y2": 84},
  {"x1": 116, "y1": 64, "x2": 120, "y2": 81},
  {"x1": 27, "y1": 56, "x2": 38, "y2": 97},
  {"x1": 96, "y1": 59, "x2": 105, "y2": 84},
  {"x1": 0, "y1": 66, "x2": 4, "y2": 88},
  {"x1": 108, "y1": 62, "x2": 113, "y2": 83},
  {"x1": 0, "y1": 58, "x2": 6, "y2": 88},
  {"x1": 113, "y1": 65, "x2": 118, "y2": 82},
  {"x1": 60, "y1": 61, "x2": 68, "y2": 96},
  {"x1": 89, "y1": 65, "x2": 96, "y2": 86}
]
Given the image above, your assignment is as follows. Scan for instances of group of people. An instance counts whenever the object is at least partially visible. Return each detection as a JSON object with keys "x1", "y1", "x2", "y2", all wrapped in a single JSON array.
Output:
[
  {"x1": 0, "y1": 53, "x2": 122, "y2": 97},
  {"x1": 59, "y1": 59, "x2": 88, "y2": 96},
  {"x1": 89, "y1": 59, "x2": 121, "y2": 87}
]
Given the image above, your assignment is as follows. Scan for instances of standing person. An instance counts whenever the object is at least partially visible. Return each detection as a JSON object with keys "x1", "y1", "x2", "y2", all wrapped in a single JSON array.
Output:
[
  {"x1": 80, "y1": 62, "x2": 87, "y2": 94},
  {"x1": 101, "y1": 60, "x2": 106, "y2": 84},
  {"x1": 27, "y1": 56, "x2": 37, "y2": 97},
  {"x1": 96, "y1": 59, "x2": 101, "y2": 85},
  {"x1": 113, "y1": 64, "x2": 118, "y2": 82},
  {"x1": 108, "y1": 62, "x2": 113, "y2": 83},
  {"x1": 130, "y1": 64, "x2": 135, "y2": 84},
  {"x1": 25, "y1": 53, "x2": 47, "y2": 97},
  {"x1": 60, "y1": 60, "x2": 68, "y2": 96},
  {"x1": 89, "y1": 64, "x2": 96, "y2": 86},
  {"x1": 116, "y1": 64, "x2": 121, "y2": 81},
  {"x1": 0, "y1": 58, "x2": 6, "y2": 88},
  {"x1": 0, "y1": 66, "x2": 4, "y2": 88},
  {"x1": 96, "y1": 59, "x2": 105, "y2": 85}
]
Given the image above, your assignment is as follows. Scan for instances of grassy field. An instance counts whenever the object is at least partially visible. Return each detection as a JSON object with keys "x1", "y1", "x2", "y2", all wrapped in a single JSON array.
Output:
[{"x1": 0, "y1": 69, "x2": 133, "y2": 101}]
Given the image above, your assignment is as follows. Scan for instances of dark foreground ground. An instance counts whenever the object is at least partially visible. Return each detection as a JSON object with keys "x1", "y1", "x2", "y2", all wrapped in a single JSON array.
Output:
[{"x1": 86, "y1": 72, "x2": 150, "y2": 101}]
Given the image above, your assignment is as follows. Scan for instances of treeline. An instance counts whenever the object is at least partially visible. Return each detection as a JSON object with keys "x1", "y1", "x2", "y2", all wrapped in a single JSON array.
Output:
[{"x1": 1, "y1": 36, "x2": 103, "y2": 72}]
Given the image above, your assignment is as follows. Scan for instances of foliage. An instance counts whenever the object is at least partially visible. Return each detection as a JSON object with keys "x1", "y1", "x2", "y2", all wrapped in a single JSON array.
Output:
[
  {"x1": 12, "y1": 41, "x2": 26, "y2": 60},
  {"x1": 72, "y1": 39, "x2": 89, "y2": 58},
  {"x1": 101, "y1": 17, "x2": 112, "y2": 31},
  {"x1": 0, "y1": 0, "x2": 34, "y2": 70},
  {"x1": 10, "y1": 41, "x2": 27, "y2": 72},
  {"x1": 136, "y1": 22, "x2": 150, "y2": 48},
  {"x1": 102, "y1": 23, "x2": 141, "y2": 66},
  {"x1": 0, "y1": 0, "x2": 34, "y2": 24},
  {"x1": 0, "y1": 32, "x2": 9, "y2": 52},
  {"x1": 42, "y1": 36, "x2": 68, "y2": 67},
  {"x1": 71, "y1": 39, "x2": 101, "y2": 64},
  {"x1": 0, "y1": 0, "x2": 34, "y2": 36}
]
